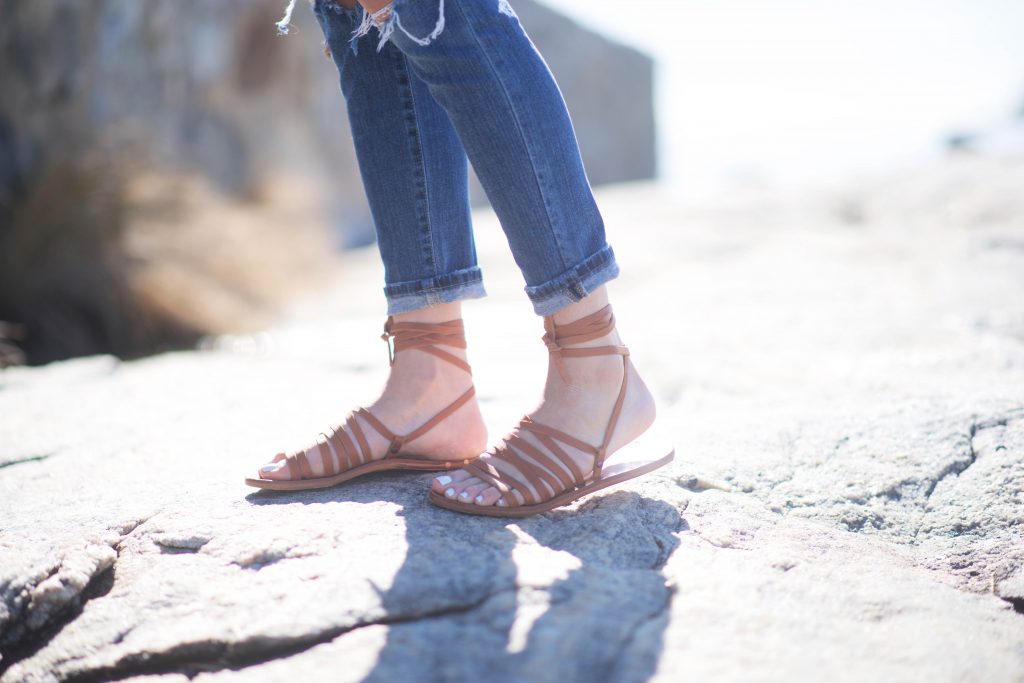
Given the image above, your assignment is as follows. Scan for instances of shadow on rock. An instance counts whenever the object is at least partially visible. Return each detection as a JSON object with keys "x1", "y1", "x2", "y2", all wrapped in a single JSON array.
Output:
[{"x1": 246, "y1": 477, "x2": 683, "y2": 683}]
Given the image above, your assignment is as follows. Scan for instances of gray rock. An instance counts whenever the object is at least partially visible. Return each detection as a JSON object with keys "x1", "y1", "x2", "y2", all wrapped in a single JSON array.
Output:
[
  {"x1": 2, "y1": 156, "x2": 1024, "y2": 680},
  {"x1": 0, "y1": 535, "x2": 118, "y2": 649}
]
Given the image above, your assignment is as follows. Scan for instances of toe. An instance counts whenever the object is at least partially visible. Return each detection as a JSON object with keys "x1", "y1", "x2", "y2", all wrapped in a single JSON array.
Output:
[
  {"x1": 496, "y1": 488, "x2": 526, "y2": 507},
  {"x1": 473, "y1": 485, "x2": 503, "y2": 506},
  {"x1": 459, "y1": 482, "x2": 488, "y2": 505},
  {"x1": 449, "y1": 474, "x2": 483, "y2": 499},
  {"x1": 432, "y1": 468, "x2": 473, "y2": 494},
  {"x1": 258, "y1": 452, "x2": 286, "y2": 474},
  {"x1": 259, "y1": 457, "x2": 291, "y2": 480}
]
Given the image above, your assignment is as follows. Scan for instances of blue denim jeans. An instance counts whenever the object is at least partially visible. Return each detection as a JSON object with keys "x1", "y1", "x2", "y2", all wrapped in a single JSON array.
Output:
[{"x1": 307, "y1": 0, "x2": 619, "y2": 316}]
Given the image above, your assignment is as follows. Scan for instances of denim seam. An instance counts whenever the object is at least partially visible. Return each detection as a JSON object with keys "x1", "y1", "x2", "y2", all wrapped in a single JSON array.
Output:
[
  {"x1": 528, "y1": 269, "x2": 617, "y2": 315},
  {"x1": 523, "y1": 245, "x2": 617, "y2": 308},
  {"x1": 403, "y1": 51, "x2": 441, "y2": 279},
  {"x1": 392, "y1": 52, "x2": 436, "y2": 277},
  {"x1": 384, "y1": 265, "x2": 485, "y2": 295},
  {"x1": 448, "y1": 0, "x2": 570, "y2": 272},
  {"x1": 385, "y1": 279, "x2": 487, "y2": 315},
  {"x1": 392, "y1": 282, "x2": 478, "y2": 295}
]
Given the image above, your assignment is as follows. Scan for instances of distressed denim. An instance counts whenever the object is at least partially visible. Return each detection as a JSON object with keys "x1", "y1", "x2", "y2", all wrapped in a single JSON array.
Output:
[{"x1": 305, "y1": 0, "x2": 619, "y2": 315}]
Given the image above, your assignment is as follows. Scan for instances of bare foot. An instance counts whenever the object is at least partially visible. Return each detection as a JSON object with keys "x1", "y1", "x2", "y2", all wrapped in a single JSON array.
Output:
[
  {"x1": 431, "y1": 289, "x2": 656, "y2": 507},
  {"x1": 258, "y1": 303, "x2": 488, "y2": 480}
]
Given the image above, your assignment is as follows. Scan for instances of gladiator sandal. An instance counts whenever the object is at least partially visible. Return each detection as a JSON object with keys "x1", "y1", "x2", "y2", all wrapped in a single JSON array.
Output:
[
  {"x1": 429, "y1": 304, "x2": 674, "y2": 517},
  {"x1": 246, "y1": 317, "x2": 478, "y2": 491}
]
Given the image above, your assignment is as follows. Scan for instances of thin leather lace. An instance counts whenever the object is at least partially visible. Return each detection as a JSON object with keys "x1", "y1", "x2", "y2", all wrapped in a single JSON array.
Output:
[
  {"x1": 463, "y1": 304, "x2": 629, "y2": 505},
  {"x1": 283, "y1": 318, "x2": 473, "y2": 479}
]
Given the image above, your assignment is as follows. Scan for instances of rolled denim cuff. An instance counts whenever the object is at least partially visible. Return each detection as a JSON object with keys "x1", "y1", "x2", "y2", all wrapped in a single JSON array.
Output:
[
  {"x1": 384, "y1": 266, "x2": 487, "y2": 315},
  {"x1": 524, "y1": 245, "x2": 620, "y2": 316}
]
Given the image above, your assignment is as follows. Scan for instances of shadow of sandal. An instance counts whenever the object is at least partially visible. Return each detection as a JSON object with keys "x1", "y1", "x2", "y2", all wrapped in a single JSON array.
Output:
[
  {"x1": 364, "y1": 489, "x2": 683, "y2": 682},
  {"x1": 245, "y1": 472, "x2": 683, "y2": 681}
]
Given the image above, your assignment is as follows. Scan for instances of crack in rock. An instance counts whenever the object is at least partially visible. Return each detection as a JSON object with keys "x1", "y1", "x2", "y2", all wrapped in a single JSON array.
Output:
[
  {"x1": 914, "y1": 416, "x2": 1012, "y2": 540},
  {"x1": 993, "y1": 565, "x2": 1024, "y2": 617},
  {"x1": 55, "y1": 592, "x2": 498, "y2": 683},
  {"x1": 921, "y1": 421, "x2": 990, "y2": 502},
  {"x1": 0, "y1": 553, "x2": 116, "y2": 677},
  {"x1": 1002, "y1": 597, "x2": 1024, "y2": 616},
  {"x1": 1, "y1": 542, "x2": 117, "y2": 650},
  {"x1": 0, "y1": 517, "x2": 152, "y2": 675},
  {"x1": 0, "y1": 453, "x2": 53, "y2": 470},
  {"x1": 606, "y1": 580, "x2": 676, "y2": 683}
]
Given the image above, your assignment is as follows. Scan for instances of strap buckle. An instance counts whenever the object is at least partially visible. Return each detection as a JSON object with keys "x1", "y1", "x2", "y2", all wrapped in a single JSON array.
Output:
[{"x1": 381, "y1": 319, "x2": 396, "y2": 366}]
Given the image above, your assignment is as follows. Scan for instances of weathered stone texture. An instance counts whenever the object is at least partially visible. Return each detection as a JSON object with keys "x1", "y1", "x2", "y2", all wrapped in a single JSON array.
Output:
[{"x1": 2, "y1": 154, "x2": 1023, "y2": 680}]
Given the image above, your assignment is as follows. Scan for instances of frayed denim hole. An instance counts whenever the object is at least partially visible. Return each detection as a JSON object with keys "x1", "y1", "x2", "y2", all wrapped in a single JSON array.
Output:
[
  {"x1": 498, "y1": 0, "x2": 517, "y2": 18},
  {"x1": 395, "y1": 0, "x2": 447, "y2": 47},
  {"x1": 276, "y1": 0, "x2": 300, "y2": 35},
  {"x1": 322, "y1": 0, "x2": 349, "y2": 15},
  {"x1": 351, "y1": 0, "x2": 446, "y2": 53}
]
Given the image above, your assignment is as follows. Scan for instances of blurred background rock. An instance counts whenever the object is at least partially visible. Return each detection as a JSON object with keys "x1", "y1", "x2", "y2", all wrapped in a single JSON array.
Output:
[
  {"x1": 0, "y1": 0, "x2": 654, "y2": 366},
  {"x1": 2, "y1": 0, "x2": 1023, "y2": 369}
]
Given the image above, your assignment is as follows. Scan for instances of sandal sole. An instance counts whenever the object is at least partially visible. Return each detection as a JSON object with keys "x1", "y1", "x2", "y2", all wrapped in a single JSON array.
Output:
[
  {"x1": 427, "y1": 448, "x2": 674, "y2": 517},
  {"x1": 245, "y1": 456, "x2": 474, "y2": 492}
]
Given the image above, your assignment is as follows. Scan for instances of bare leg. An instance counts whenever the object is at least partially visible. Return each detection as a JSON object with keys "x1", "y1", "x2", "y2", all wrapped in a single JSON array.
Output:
[
  {"x1": 431, "y1": 287, "x2": 657, "y2": 507},
  {"x1": 259, "y1": 302, "x2": 487, "y2": 479}
]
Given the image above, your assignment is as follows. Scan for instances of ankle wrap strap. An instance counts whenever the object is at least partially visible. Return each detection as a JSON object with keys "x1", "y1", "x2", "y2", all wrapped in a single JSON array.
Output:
[
  {"x1": 459, "y1": 304, "x2": 635, "y2": 502},
  {"x1": 542, "y1": 304, "x2": 628, "y2": 383},
  {"x1": 382, "y1": 317, "x2": 472, "y2": 374}
]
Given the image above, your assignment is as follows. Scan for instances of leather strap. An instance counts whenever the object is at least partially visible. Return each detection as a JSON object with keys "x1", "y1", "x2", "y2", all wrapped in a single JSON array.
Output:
[
  {"x1": 284, "y1": 316, "x2": 474, "y2": 479},
  {"x1": 464, "y1": 304, "x2": 630, "y2": 503},
  {"x1": 382, "y1": 317, "x2": 472, "y2": 374},
  {"x1": 542, "y1": 305, "x2": 628, "y2": 383}
]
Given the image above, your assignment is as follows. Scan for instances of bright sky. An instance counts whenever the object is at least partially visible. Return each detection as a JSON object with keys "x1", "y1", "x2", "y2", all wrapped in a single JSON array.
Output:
[{"x1": 538, "y1": 0, "x2": 1024, "y2": 196}]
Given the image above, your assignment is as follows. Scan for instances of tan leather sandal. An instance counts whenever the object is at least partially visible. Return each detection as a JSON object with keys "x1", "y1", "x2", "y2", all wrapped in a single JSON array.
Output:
[
  {"x1": 429, "y1": 304, "x2": 674, "y2": 517},
  {"x1": 245, "y1": 317, "x2": 478, "y2": 491}
]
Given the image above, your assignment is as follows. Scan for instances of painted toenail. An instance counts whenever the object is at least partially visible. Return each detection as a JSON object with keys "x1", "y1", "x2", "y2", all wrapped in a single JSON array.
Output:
[
  {"x1": 436, "y1": 475, "x2": 452, "y2": 486},
  {"x1": 260, "y1": 464, "x2": 277, "y2": 473},
  {"x1": 497, "y1": 498, "x2": 508, "y2": 507},
  {"x1": 459, "y1": 491, "x2": 471, "y2": 501},
  {"x1": 475, "y1": 495, "x2": 484, "y2": 503},
  {"x1": 445, "y1": 488, "x2": 456, "y2": 498}
]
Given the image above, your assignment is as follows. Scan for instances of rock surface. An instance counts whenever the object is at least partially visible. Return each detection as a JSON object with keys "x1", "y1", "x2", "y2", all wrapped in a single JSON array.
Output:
[{"x1": 2, "y1": 154, "x2": 1023, "y2": 681}]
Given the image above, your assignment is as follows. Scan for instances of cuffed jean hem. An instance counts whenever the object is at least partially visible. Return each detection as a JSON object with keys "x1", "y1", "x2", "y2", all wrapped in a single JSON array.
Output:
[
  {"x1": 383, "y1": 266, "x2": 487, "y2": 315},
  {"x1": 524, "y1": 245, "x2": 620, "y2": 316}
]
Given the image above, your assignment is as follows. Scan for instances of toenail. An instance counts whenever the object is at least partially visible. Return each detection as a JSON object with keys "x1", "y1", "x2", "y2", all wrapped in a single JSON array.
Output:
[
  {"x1": 445, "y1": 488, "x2": 456, "y2": 498},
  {"x1": 497, "y1": 498, "x2": 508, "y2": 507},
  {"x1": 260, "y1": 464, "x2": 277, "y2": 473},
  {"x1": 475, "y1": 495, "x2": 484, "y2": 503},
  {"x1": 459, "y1": 491, "x2": 471, "y2": 500},
  {"x1": 436, "y1": 475, "x2": 452, "y2": 486}
]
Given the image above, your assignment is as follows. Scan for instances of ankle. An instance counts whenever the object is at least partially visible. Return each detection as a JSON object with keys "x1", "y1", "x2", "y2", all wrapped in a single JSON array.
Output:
[
  {"x1": 389, "y1": 351, "x2": 470, "y2": 387},
  {"x1": 391, "y1": 301, "x2": 462, "y2": 325},
  {"x1": 547, "y1": 352, "x2": 625, "y2": 388},
  {"x1": 550, "y1": 285, "x2": 610, "y2": 326}
]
